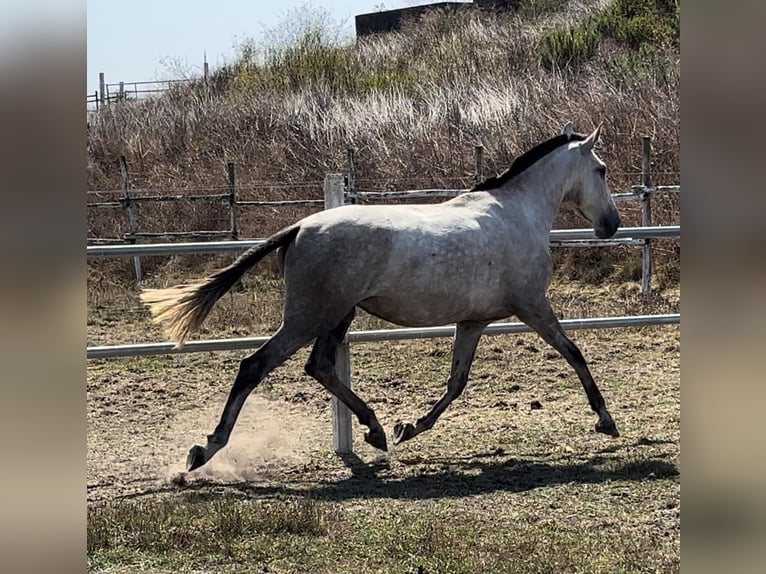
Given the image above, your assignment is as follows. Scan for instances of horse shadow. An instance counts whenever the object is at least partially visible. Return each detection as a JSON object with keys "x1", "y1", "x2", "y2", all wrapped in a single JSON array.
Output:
[{"x1": 143, "y1": 438, "x2": 678, "y2": 503}]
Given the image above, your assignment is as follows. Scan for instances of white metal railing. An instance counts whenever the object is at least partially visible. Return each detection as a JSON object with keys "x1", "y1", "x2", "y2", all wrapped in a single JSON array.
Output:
[
  {"x1": 87, "y1": 314, "x2": 680, "y2": 360},
  {"x1": 86, "y1": 225, "x2": 679, "y2": 258}
]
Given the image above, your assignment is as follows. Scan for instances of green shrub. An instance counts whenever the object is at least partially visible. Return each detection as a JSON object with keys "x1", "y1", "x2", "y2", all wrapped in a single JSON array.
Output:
[
  {"x1": 539, "y1": 0, "x2": 679, "y2": 69},
  {"x1": 539, "y1": 24, "x2": 600, "y2": 70},
  {"x1": 596, "y1": 0, "x2": 680, "y2": 48}
]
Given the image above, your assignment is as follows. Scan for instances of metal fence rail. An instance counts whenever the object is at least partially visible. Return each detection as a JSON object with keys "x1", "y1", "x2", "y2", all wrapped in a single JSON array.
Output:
[
  {"x1": 86, "y1": 225, "x2": 680, "y2": 258},
  {"x1": 87, "y1": 314, "x2": 680, "y2": 359},
  {"x1": 348, "y1": 187, "x2": 678, "y2": 202}
]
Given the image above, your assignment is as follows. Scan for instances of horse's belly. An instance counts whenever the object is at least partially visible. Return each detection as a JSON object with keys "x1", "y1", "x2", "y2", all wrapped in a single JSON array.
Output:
[{"x1": 358, "y1": 290, "x2": 508, "y2": 327}]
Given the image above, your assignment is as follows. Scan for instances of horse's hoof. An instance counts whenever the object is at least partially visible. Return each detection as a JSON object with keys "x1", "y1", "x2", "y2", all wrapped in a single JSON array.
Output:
[
  {"x1": 393, "y1": 422, "x2": 417, "y2": 445},
  {"x1": 595, "y1": 419, "x2": 620, "y2": 438},
  {"x1": 186, "y1": 445, "x2": 207, "y2": 471},
  {"x1": 364, "y1": 428, "x2": 388, "y2": 452}
]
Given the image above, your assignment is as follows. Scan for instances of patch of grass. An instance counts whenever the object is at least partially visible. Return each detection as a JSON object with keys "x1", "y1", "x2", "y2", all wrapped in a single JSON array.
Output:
[
  {"x1": 356, "y1": 69, "x2": 417, "y2": 94},
  {"x1": 88, "y1": 494, "x2": 331, "y2": 561},
  {"x1": 88, "y1": 492, "x2": 679, "y2": 573}
]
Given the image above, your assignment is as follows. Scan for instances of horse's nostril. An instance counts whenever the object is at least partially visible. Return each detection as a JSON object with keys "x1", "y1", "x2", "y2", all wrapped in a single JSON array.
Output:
[{"x1": 596, "y1": 217, "x2": 619, "y2": 239}]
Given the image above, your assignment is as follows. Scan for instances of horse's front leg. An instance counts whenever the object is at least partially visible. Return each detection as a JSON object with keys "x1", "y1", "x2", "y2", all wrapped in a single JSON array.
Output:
[
  {"x1": 392, "y1": 321, "x2": 488, "y2": 445},
  {"x1": 517, "y1": 298, "x2": 619, "y2": 438}
]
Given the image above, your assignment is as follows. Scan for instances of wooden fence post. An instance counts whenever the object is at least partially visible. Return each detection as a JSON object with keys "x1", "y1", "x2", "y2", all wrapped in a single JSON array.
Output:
[
  {"x1": 227, "y1": 162, "x2": 238, "y2": 240},
  {"x1": 119, "y1": 156, "x2": 143, "y2": 283},
  {"x1": 118, "y1": 81, "x2": 125, "y2": 102},
  {"x1": 641, "y1": 137, "x2": 653, "y2": 296},
  {"x1": 346, "y1": 147, "x2": 356, "y2": 204},
  {"x1": 474, "y1": 144, "x2": 485, "y2": 186},
  {"x1": 99, "y1": 72, "x2": 106, "y2": 106},
  {"x1": 323, "y1": 173, "x2": 353, "y2": 454}
]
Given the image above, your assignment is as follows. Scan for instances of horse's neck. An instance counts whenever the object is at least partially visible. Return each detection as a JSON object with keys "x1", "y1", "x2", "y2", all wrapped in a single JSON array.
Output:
[{"x1": 497, "y1": 160, "x2": 571, "y2": 233}]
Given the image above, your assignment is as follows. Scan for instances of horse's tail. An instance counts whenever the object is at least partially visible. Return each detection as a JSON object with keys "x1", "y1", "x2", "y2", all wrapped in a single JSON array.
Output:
[{"x1": 139, "y1": 225, "x2": 300, "y2": 347}]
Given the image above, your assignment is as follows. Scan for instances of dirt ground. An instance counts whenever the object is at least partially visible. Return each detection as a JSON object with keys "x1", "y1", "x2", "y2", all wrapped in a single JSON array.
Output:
[
  {"x1": 87, "y1": 326, "x2": 680, "y2": 494},
  {"x1": 87, "y1": 279, "x2": 680, "y2": 571}
]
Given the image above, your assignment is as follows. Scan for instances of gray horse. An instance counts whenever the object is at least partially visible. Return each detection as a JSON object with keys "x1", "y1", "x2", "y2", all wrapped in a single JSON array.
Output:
[{"x1": 141, "y1": 122, "x2": 622, "y2": 472}]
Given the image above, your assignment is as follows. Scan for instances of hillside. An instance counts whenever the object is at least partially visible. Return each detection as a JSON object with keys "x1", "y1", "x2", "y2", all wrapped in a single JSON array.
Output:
[{"x1": 87, "y1": 0, "x2": 680, "y2": 284}]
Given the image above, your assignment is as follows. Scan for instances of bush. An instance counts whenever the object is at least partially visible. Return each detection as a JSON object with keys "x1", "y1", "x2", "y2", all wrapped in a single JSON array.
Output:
[
  {"x1": 539, "y1": 24, "x2": 600, "y2": 70},
  {"x1": 596, "y1": 0, "x2": 680, "y2": 49},
  {"x1": 538, "y1": 0, "x2": 680, "y2": 69}
]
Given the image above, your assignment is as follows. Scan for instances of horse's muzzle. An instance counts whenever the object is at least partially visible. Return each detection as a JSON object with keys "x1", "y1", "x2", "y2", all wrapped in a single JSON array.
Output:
[{"x1": 595, "y1": 214, "x2": 621, "y2": 239}]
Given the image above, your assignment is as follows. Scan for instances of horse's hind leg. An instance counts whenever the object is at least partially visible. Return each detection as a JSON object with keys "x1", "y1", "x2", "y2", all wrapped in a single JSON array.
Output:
[
  {"x1": 517, "y1": 298, "x2": 619, "y2": 438},
  {"x1": 392, "y1": 321, "x2": 488, "y2": 446},
  {"x1": 186, "y1": 325, "x2": 313, "y2": 471},
  {"x1": 305, "y1": 309, "x2": 388, "y2": 452}
]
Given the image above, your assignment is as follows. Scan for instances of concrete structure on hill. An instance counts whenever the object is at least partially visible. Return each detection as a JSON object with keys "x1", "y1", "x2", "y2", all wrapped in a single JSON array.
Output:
[{"x1": 355, "y1": 1, "x2": 521, "y2": 37}]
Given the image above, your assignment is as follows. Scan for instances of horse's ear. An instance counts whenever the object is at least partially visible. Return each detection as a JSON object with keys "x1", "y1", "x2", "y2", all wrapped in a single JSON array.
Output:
[
  {"x1": 562, "y1": 121, "x2": 574, "y2": 138},
  {"x1": 580, "y1": 123, "x2": 603, "y2": 153}
]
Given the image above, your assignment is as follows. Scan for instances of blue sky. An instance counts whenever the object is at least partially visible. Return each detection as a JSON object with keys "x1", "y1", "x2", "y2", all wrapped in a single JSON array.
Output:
[{"x1": 87, "y1": 1, "x2": 460, "y2": 94}]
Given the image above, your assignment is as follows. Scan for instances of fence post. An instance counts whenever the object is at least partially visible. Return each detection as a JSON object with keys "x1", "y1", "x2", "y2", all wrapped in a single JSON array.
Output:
[
  {"x1": 346, "y1": 147, "x2": 356, "y2": 204},
  {"x1": 641, "y1": 136, "x2": 653, "y2": 296},
  {"x1": 118, "y1": 81, "x2": 125, "y2": 102},
  {"x1": 323, "y1": 173, "x2": 353, "y2": 454},
  {"x1": 227, "y1": 163, "x2": 238, "y2": 240},
  {"x1": 474, "y1": 144, "x2": 485, "y2": 186},
  {"x1": 99, "y1": 72, "x2": 106, "y2": 106},
  {"x1": 119, "y1": 156, "x2": 143, "y2": 283}
]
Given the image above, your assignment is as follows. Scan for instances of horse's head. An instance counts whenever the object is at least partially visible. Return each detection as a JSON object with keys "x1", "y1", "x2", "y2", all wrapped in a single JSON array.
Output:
[{"x1": 562, "y1": 122, "x2": 621, "y2": 239}]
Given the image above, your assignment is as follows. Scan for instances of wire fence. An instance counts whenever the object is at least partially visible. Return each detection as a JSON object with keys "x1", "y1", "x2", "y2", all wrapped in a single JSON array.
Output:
[
  {"x1": 87, "y1": 136, "x2": 678, "y2": 295},
  {"x1": 88, "y1": 75, "x2": 198, "y2": 112}
]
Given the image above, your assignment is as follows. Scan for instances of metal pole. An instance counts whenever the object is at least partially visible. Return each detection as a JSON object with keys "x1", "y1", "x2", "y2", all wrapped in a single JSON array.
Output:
[
  {"x1": 227, "y1": 163, "x2": 238, "y2": 240},
  {"x1": 323, "y1": 173, "x2": 353, "y2": 453},
  {"x1": 119, "y1": 156, "x2": 143, "y2": 283},
  {"x1": 641, "y1": 136, "x2": 653, "y2": 296}
]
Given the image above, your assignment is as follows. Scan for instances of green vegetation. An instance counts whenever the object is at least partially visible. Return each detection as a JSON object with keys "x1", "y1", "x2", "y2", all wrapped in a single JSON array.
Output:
[
  {"x1": 539, "y1": 24, "x2": 601, "y2": 70},
  {"x1": 539, "y1": 0, "x2": 680, "y2": 69},
  {"x1": 596, "y1": 0, "x2": 680, "y2": 49}
]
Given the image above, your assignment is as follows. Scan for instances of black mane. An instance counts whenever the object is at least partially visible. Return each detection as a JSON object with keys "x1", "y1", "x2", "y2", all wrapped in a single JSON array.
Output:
[{"x1": 470, "y1": 132, "x2": 587, "y2": 192}]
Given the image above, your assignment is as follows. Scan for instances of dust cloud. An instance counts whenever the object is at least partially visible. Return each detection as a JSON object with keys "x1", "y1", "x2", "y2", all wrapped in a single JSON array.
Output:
[{"x1": 162, "y1": 395, "x2": 330, "y2": 486}]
